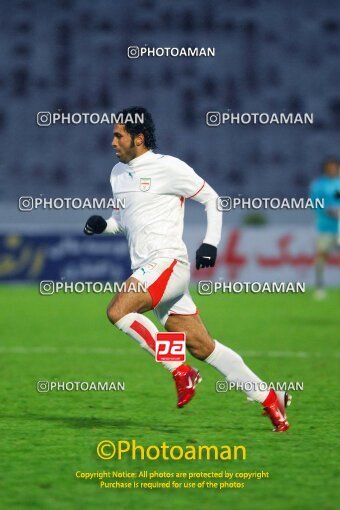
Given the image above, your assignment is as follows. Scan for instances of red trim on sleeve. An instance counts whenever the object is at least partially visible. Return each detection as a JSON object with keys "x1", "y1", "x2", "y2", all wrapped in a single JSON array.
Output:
[
  {"x1": 147, "y1": 259, "x2": 177, "y2": 308},
  {"x1": 130, "y1": 320, "x2": 156, "y2": 352},
  {"x1": 187, "y1": 180, "x2": 205, "y2": 199}
]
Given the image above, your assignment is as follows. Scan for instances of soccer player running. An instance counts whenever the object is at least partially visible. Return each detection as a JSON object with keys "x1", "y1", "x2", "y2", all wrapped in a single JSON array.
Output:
[
  {"x1": 310, "y1": 158, "x2": 340, "y2": 300},
  {"x1": 84, "y1": 107, "x2": 290, "y2": 432}
]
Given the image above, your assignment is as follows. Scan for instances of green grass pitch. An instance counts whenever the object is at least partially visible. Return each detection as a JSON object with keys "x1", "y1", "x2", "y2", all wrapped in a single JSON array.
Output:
[{"x1": 1, "y1": 285, "x2": 339, "y2": 510}]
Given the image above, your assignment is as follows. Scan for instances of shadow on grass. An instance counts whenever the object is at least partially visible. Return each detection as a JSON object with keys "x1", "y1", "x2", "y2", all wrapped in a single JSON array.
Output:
[{"x1": 4, "y1": 413, "x2": 242, "y2": 433}]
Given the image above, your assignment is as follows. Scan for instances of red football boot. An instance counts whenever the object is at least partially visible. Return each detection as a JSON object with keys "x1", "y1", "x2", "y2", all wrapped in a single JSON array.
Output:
[
  {"x1": 262, "y1": 389, "x2": 290, "y2": 432},
  {"x1": 172, "y1": 364, "x2": 202, "y2": 408},
  {"x1": 276, "y1": 390, "x2": 292, "y2": 416}
]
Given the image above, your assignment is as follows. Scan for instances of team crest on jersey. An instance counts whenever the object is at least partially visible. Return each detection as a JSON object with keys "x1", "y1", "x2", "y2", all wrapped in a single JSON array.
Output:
[{"x1": 140, "y1": 178, "x2": 151, "y2": 192}]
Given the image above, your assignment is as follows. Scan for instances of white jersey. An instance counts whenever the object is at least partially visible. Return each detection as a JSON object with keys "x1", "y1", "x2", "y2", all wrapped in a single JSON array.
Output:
[{"x1": 106, "y1": 150, "x2": 222, "y2": 270}]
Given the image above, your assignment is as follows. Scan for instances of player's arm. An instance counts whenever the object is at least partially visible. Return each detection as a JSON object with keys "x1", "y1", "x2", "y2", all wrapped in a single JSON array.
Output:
[
  {"x1": 167, "y1": 157, "x2": 222, "y2": 269},
  {"x1": 328, "y1": 185, "x2": 340, "y2": 218},
  {"x1": 190, "y1": 181, "x2": 222, "y2": 269},
  {"x1": 309, "y1": 179, "x2": 325, "y2": 209},
  {"x1": 84, "y1": 165, "x2": 124, "y2": 236},
  {"x1": 84, "y1": 209, "x2": 122, "y2": 236}
]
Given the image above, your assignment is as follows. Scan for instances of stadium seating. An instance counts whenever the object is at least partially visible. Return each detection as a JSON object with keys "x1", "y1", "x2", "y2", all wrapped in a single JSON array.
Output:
[{"x1": 1, "y1": 0, "x2": 340, "y2": 201}]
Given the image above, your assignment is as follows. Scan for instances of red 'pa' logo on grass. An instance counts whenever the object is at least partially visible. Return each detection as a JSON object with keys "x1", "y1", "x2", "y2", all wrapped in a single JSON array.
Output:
[{"x1": 155, "y1": 332, "x2": 186, "y2": 362}]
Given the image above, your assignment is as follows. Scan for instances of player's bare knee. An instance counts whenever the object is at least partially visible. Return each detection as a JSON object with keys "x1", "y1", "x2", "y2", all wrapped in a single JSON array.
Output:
[{"x1": 106, "y1": 304, "x2": 124, "y2": 325}]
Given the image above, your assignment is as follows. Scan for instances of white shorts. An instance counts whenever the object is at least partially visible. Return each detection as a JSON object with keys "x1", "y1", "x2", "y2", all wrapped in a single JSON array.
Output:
[{"x1": 132, "y1": 258, "x2": 198, "y2": 326}]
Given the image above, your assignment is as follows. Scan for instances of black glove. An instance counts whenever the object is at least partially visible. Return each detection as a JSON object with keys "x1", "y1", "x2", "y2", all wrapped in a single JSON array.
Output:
[
  {"x1": 196, "y1": 243, "x2": 217, "y2": 270},
  {"x1": 84, "y1": 215, "x2": 107, "y2": 235}
]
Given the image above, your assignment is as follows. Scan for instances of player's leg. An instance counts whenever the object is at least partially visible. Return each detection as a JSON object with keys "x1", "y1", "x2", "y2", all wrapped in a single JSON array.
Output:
[
  {"x1": 165, "y1": 312, "x2": 271, "y2": 401},
  {"x1": 164, "y1": 310, "x2": 289, "y2": 431},
  {"x1": 106, "y1": 261, "x2": 185, "y2": 373},
  {"x1": 315, "y1": 235, "x2": 327, "y2": 298},
  {"x1": 148, "y1": 261, "x2": 205, "y2": 407},
  {"x1": 106, "y1": 276, "x2": 153, "y2": 321},
  {"x1": 314, "y1": 234, "x2": 335, "y2": 299}
]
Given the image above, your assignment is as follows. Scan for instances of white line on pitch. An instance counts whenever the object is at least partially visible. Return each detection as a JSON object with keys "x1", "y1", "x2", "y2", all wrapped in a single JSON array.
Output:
[{"x1": 0, "y1": 347, "x2": 338, "y2": 357}]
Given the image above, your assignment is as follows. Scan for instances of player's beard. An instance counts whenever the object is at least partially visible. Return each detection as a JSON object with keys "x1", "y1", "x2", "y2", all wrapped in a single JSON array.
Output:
[
  {"x1": 122, "y1": 140, "x2": 138, "y2": 163},
  {"x1": 116, "y1": 138, "x2": 138, "y2": 163}
]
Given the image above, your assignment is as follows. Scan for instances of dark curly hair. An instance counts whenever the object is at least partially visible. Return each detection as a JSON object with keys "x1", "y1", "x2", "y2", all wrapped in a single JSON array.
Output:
[{"x1": 116, "y1": 106, "x2": 157, "y2": 150}]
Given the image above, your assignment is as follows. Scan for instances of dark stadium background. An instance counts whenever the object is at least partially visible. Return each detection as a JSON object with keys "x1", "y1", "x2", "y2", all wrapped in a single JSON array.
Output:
[
  {"x1": 1, "y1": 0, "x2": 339, "y2": 286},
  {"x1": 1, "y1": 2, "x2": 339, "y2": 510}
]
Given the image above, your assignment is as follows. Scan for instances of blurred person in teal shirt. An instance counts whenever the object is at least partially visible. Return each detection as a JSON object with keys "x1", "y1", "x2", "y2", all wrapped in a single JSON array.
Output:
[{"x1": 310, "y1": 159, "x2": 340, "y2": 299}]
